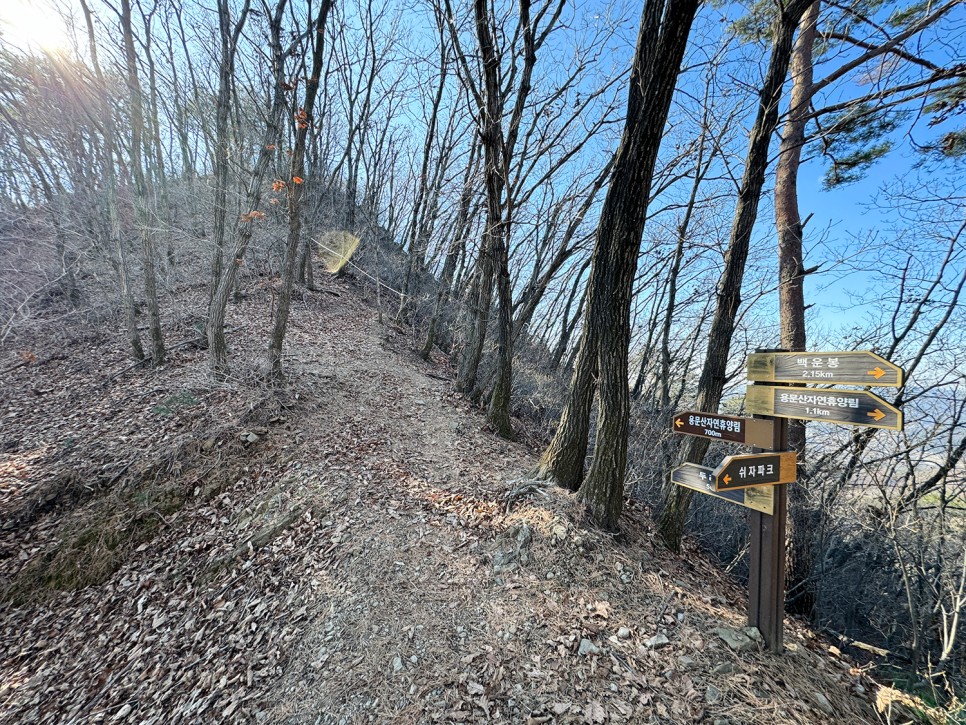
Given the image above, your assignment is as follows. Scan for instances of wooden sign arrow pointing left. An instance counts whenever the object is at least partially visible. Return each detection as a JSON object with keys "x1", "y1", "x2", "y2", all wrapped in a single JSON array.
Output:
[
  {"x1": 714, "y1": 452, "x2": 797, "y2": 491},
  {"x1": 670, "y1": 411, "x2": 777, "y2": 450}
]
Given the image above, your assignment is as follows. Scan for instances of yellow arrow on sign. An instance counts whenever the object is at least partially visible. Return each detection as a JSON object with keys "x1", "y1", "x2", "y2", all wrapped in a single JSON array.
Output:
[
  {"x1": 675, "y1": 418, "x2": 683, "y2": 428},
  {"x1": 868, "y1": 409, "x2": 886, "y2": 422},
  {"x1": 723, "y1": 474, "x2": 732, "y2": 485},
  {"x1": 868, "y1": 367, "x2": 886, "y2": 380}
]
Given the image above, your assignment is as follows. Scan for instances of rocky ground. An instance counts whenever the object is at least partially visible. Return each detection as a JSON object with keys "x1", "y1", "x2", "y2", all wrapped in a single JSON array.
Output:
[{"x1": 0, "y1": 274, "x2": 904, "y2": 723}]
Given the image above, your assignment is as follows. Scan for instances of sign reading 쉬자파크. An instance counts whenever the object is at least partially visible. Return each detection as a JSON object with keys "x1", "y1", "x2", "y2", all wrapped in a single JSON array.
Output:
[
  {"x1": 671, "y1": 463, "x2": 775, "y2": 514},
  {"x1": 714, "y1": 452, "x2": 797, "y2": 491}
]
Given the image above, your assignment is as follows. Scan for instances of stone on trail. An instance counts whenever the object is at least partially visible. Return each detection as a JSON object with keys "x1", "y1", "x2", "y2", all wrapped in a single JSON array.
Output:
[
  {"x1": 714, "y1": 627, "x2": 759, "y2": 652},
  {"x1": 644, "y1": 633, "x2": 670, "y2": 649}
]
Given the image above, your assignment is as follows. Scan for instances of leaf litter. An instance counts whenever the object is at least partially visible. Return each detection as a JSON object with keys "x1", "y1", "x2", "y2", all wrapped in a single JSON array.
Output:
[{"x1": 0, "y1": 276, "x2": 883, "y2": 723}]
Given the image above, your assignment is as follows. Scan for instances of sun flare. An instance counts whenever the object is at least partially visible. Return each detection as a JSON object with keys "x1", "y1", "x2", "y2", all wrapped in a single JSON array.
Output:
[{"x1": 0, "y1": 0, "x2": 70, "y2": 53}]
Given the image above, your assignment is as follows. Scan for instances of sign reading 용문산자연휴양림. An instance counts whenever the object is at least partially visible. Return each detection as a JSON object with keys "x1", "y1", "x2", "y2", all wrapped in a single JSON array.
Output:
[
  {"x1": 671, "y1": 411, "x2": 777, "y2": 449},
  {"x1": 744, "y1": 385, "x2": 902, "y2": 430}
]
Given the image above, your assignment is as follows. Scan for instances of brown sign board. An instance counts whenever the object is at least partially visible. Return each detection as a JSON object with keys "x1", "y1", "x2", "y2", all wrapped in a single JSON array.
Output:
[
  {"x1": 715, "y1": 452, "x2": 797, "y2": 491},
  {"x1": 672, "y1": 411, "x2": 776, "y2": 450},
  {"x1": 747, "y1": 351, "x2": 903, "y2": 388},
  {"x1": 671, "y1": 463, "x2": 775, "y2": 514},
  {"x1": 745, "y1": 385, "x2": 903, "y2": 431}
]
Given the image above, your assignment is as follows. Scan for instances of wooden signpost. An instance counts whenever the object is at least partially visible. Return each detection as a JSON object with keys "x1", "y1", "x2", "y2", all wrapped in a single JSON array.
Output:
[
  {"x1": 670, "y1": 349, "x2": 904, "y2": 654},
  {"x1": 671, "y1": 463, "x2": 776, "y2": 514},
  {"x1": 744, "y1": 385, "x2": 902, "y2": 430},
  {"x1": 672, "y1": 411, "x2": 776, "y2": 449},
  {"x1": 747, "y1": 351, "x2": 903, "y2": 387}
]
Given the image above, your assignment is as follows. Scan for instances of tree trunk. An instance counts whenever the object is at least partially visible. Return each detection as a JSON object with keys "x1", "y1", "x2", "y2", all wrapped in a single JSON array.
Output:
[
  {"x1": 657, "y1": 0, "x2": 814, "y2": 550},
  {"x1": 210, "y1": 0, "x2": 251, "y2": 305},
  {"x1": 266, "y1": 0, "x2": 332, "y2": 381},
  {"x1": 208, "y1": 0, "x2": 287, "y2": 379},
  {"x1": 120, "y1": 0, "x2": 165, "y2": 365},
  {"x1": 537, "y1": 0, "x2": 700, "y2": 529},
  {"x1": 536, "y1": 320, "x2": 598, "y2": 490},
  {"x1": 474, "y1": 0, "x2": 515, "y2": 438},
  {"x1": 777, "y1": 1, "x2": 820, "y2": 617},
  {"x1": 487, "y1": 239, "x2": 514, "y2": 437},
  {"x1": 80, "y1": 0, "x2": 142, "y2": 360},
  {"x1": 455, "y1": 254, "x2": 493, "y2": 394}
]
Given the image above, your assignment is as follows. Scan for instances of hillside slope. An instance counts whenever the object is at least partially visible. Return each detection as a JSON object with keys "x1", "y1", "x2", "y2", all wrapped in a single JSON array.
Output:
[{"x1": 1, "y1": 275, "x2": 886, "y2": 723}]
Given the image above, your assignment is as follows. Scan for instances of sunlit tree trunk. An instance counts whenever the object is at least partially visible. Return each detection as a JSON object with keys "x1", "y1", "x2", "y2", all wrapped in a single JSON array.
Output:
[
  {"x1": 120, "y1": 0, "x2": 165, "y2": 365},
  {"x1": 776, "y1": 0, "x2": 820, "y2": 617},
  {"x1": 538, "y1": 0, "x2": 700, "y2": 527},
  {"x1": 658, "y1": 0, "x2": 813, "y2": 549},
  {"x1": 79, "y1": 0, "x2": 144, "y2": 361}
]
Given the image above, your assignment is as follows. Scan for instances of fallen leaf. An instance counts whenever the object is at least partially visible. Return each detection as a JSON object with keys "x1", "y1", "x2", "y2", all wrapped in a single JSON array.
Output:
[{"x1": 585, "y1": 700, "x2": 606, "y2": 723}]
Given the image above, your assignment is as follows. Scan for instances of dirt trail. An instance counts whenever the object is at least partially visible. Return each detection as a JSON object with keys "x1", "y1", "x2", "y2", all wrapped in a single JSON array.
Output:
[{"x1": 0, "y1": 277, "x2": 882, "y2": 723}]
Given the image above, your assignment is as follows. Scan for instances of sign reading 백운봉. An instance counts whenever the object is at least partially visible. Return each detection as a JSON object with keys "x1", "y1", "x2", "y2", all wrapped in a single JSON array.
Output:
[
  {"x1": 744, "y1": 385, "x2": 902, "y2": 431},
  {"x1": 746, "y1": 351, "x2": 903, "y2": 387},
  {"x1": 671, "y1": 411, "x2": 776, "y2": 450}
]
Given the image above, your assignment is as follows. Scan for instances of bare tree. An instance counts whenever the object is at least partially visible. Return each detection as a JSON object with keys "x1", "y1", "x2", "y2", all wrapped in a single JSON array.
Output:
[
  {"x1": 266, "y1": 0, "x2": 333, "y2": 381},
  {"x1": 536, "y1": 0, "x2": 700, "y2": 529},
  {"x1": 119, "y1": 0, "x2": 165, "y2": 364},
  {"x1": 208, "y1": 0, "x2": 289, "y2": 378},
  {"x1": 658, "y1": 0, "x2": 814, "y2": 548}
]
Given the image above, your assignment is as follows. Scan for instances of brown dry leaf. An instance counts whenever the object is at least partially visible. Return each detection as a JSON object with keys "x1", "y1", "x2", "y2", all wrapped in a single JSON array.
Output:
[
  {"x1": 0, "y1": 279, "x2": 884, "y2": 725},
  {"x1": 585, "y1": 700, "x2": 606, "y2": 723}
]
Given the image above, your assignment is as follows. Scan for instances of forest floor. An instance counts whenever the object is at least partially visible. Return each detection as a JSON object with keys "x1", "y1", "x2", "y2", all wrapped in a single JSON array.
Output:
[{"x1": 0, "y1": 274, "x2": 906, "y2": 723}]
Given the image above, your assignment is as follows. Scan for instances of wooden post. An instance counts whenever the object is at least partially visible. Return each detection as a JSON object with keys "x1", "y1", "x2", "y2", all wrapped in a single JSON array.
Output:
[{"x1": 747, "y1": 352, "x2": 790, "y2": 654}]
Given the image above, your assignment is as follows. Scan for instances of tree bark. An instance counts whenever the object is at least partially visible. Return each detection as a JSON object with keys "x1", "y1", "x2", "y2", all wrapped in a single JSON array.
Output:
[
  {"x1": 267, "y1": 0, "x2": 332, "y2": 381},
  {"x1": 776, "y1": 0, "x2": 820, "y2": 618},
  {"x1": 658, "y1": 0, "x2": 814, "y2": 550},
  {"x1": 537, "y1": 0, "x2": 700, "y2": 529}
]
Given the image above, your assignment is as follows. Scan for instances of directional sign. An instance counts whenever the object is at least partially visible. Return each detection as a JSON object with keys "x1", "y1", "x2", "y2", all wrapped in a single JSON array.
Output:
[
  {"x1": 672, "y1": 411, "x2": 777, "y2": 450},
  {"x1": 747, "y1": 351, "x2": 903, "y2": 387},
  {"x1": 671, "y1": 463, "x2": 775, "y2": 514},
  {"x1": 715, "y1": 452, "x2": 797, "y2": 491},
  {"x1": 745, "y1": 385, "x2": 903, "y2": 431}
]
